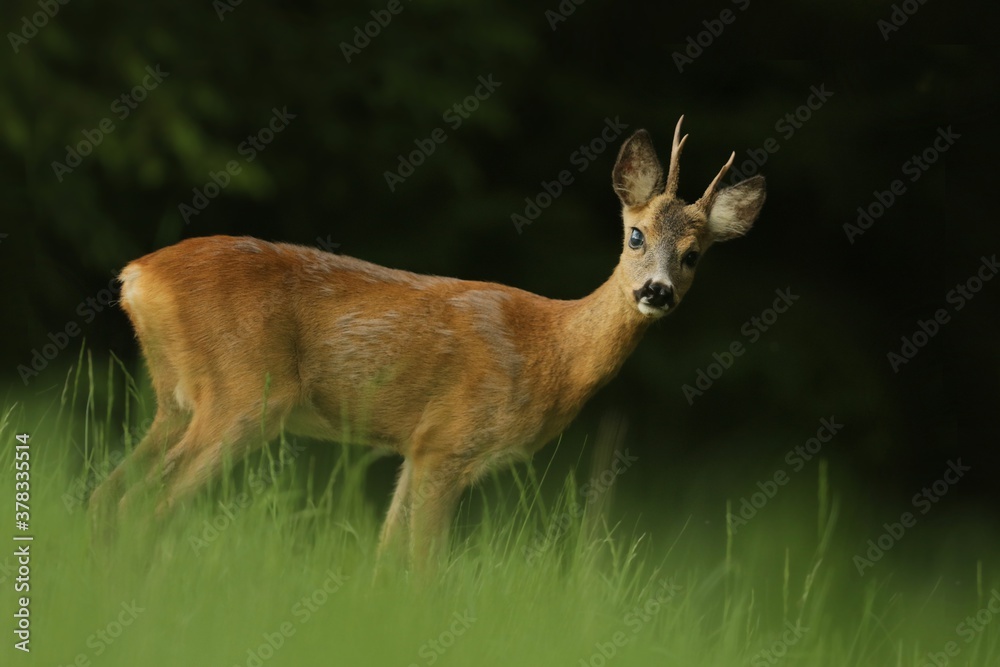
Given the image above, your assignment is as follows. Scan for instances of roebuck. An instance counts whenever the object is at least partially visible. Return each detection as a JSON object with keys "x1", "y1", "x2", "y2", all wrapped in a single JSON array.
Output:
[{"x1": 90, "y1": 117, "x2": 765, "y2": 567}]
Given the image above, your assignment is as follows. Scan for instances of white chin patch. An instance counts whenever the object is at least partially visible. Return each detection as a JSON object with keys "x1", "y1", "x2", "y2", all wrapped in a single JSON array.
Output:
[{"x1": 637, "y1": 302, "x2": 668, "y2": 318}]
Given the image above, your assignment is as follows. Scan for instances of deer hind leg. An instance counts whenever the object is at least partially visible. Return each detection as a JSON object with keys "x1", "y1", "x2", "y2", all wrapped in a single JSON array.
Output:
[
  {"x1": 88, "y1": 408, "x2": 190, "y2": 540},
  {"x1": 88, "y1": 367, "x2": 190, "y2": 538},
  {"x1": 162, "y1": 404, "x2": 291, "y2": 517},
  {"x1": 375, "y1": 458, "x2": 413, "y2": 569},
  {"x1": 116, "y1": 390, "x2": 293, "y2": 519},
  {"x1": 407, "y1": 451, "x2": 467, "y2": 572}
]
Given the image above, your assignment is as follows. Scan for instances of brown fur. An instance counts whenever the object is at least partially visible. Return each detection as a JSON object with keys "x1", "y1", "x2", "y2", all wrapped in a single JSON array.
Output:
[{"x1": 89, "y1": 119, "x2": 766, "y2": 568}]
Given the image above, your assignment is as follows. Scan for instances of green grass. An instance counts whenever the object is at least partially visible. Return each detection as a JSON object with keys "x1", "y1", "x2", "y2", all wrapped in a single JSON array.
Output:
[{"x1": 2, "y1": 353, "x2": 999, "y2": 667}]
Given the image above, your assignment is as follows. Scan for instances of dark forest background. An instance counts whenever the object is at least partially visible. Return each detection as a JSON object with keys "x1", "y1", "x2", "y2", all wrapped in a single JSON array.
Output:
[{"x1": 1, "y1": 1, "x2": 998, "y2": 555}]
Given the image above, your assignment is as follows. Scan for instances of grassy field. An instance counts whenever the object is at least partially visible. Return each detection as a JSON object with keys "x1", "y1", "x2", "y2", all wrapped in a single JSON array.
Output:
[{"x1": 2, "y1": 353, "x2": 998, "y2": 667}]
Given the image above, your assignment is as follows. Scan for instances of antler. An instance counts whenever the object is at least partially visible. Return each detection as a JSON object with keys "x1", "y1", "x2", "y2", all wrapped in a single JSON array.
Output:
[
  {"x1": 697, "y1": 151, "x2": 735, "y2": 209},
  {"x1": 664, "y1": 115, "x2": 688, "y2": 200},
  {"x1": 665, "y1": 116, "x2": 735, "y2": 206}
]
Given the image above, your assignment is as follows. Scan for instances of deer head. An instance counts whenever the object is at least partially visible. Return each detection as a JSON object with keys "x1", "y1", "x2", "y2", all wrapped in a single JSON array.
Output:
[{"x1": 611, "y1": 116, "x2": 766, "y2": 318}]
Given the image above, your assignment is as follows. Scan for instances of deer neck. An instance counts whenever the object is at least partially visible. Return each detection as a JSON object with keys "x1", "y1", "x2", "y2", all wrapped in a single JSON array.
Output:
[{"x1": 556, "y1": 264, "x2": 652, "y2": 401}]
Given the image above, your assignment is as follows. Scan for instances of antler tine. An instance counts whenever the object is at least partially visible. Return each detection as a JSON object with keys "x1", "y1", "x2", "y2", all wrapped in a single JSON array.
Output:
[
  {"x1": 699, "y1": 151, "x2": 735, "y2": 207},
  {"x1": 664, "y1": 115, "x2": 688, "y2": 199}
]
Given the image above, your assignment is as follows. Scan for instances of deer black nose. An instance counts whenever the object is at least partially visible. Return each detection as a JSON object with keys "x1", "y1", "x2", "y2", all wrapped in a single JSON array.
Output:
[{"x1": 634, "y1": 280, "x2": 674, "y2": 308}]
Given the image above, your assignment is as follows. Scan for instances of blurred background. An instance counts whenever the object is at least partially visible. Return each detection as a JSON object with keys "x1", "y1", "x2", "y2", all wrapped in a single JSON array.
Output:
[{"x1": 1, "y1": 0, "x2": 997, "y2": 568}]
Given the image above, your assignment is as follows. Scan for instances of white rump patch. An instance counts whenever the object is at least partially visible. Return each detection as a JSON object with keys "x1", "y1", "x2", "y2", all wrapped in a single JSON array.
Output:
[{"x1": 118, "y1": 264, "x2": 143, "y2": 310}]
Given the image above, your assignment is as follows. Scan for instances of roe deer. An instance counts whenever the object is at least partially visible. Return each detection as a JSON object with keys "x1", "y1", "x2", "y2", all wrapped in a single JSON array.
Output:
[{"x1": 89, "y1": 116, "x2": 765, "y2": 567}]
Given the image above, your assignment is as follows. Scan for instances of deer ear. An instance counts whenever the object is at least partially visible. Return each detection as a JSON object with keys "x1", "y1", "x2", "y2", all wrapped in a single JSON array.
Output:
[
  {"x1": 612, "y1": 129, "x2": 664, "y2": 208},
  {"x1": 706, "y1": 175, "x2": 766, "y2": 241}
]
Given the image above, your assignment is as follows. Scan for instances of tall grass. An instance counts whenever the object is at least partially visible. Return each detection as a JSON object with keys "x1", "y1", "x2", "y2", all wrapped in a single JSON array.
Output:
[{"x1": 1, "y1": 352, "x2": 997, "y2": 666}]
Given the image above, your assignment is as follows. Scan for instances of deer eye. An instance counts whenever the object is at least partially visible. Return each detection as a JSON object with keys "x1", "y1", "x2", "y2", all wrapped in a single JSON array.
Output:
[
  {"x1": 628, "y1": 228, "x2": 644, "y2": 249},
  {"x1": 683, "y1": 250, "x2": 700, "y2": 267}
]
